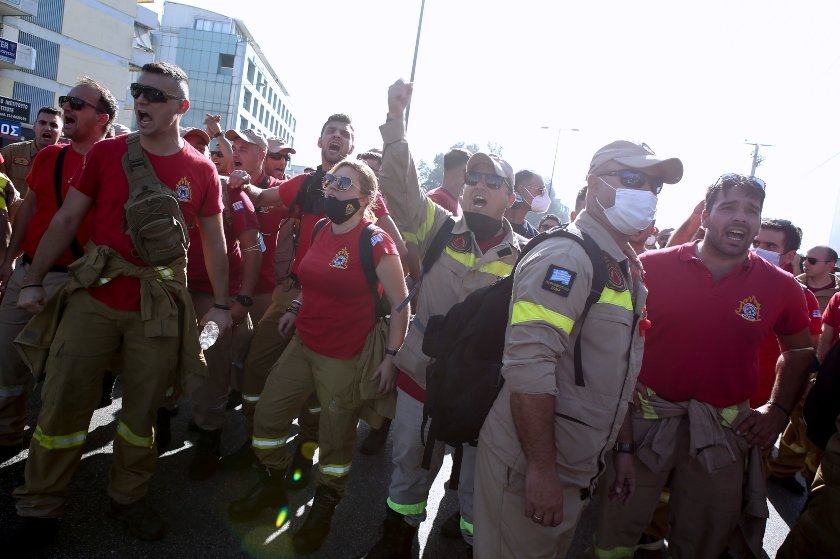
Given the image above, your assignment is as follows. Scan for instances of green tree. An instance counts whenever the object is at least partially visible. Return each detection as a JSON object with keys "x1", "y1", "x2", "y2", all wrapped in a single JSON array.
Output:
[{"x1": 418, "y1": 141, "x2": 493, "y2": 190}]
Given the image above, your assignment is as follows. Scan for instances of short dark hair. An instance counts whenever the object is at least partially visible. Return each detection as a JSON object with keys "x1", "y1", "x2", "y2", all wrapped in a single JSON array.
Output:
[
  {"x1": 514, "y1": 169, "x2": 540, "y2": 190},
  {"x1": 443, "y1": 148, "x2": 471, "y2": 171},
  {"x1": 761, "y1": 218, "x2": 801, "y2": 252},
  {"x1": 141, "y1": 62, "x2": 189, "y2": 99},
  {"x1": 811, "y1": 245, "x2": 838, "y2": 263},
  {"x1": 37, "y1": 106, "x2": 62, "y2": 120},
  {"x1": 77, "y1": 76, "x2": 118, "y2": 132},
  {"x1": 320, "y1": 113, "x2": 352, "y2": 136},
  {"x1": 575, "y1": 185, "x2": 587, "y2": 213},
  {"x1": 705, "y1": 174, "x2": 766, "y2": 212},
  {"x1": 357, "y1": 151, "x2": 382, "y2": 164},
  {"x1": 539, "y1": 213, "x2": 561, "y2": 229}
]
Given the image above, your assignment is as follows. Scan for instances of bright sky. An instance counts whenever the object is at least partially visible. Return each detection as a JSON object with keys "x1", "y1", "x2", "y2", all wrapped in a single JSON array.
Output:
[{"x1": 150, "y1": 0, "x2": 840, "y2": 250}]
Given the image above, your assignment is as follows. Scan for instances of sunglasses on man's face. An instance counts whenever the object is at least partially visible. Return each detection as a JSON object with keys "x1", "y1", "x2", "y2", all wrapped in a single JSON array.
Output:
[
  {"x1": 805, "y1": 257, "x2": 831, "y2": 265},
  {"x1": 465, "y1": 171, "x2": 508, "y2": 190},
  {"x1": 58, "y1": 95, "x2": 104, "y2": 113},
  {"x1": 130, "y1": 83, "x2": 182, "y2": 103},
  {"x1": 598, "y1": 170, "x2": 664, "y2": 195},
  {"x1": 266, "y1": 152, "x2": 291, "y2": 161},
  {"x1": 713, "y1": 173, "x2": 766, "y2": 191},
  {"x1": 322, "y1": 173, "x2": 354, "y2": 191},
  {"x1": 209, "y1": 150, "x2": 223, "y2": 158}
]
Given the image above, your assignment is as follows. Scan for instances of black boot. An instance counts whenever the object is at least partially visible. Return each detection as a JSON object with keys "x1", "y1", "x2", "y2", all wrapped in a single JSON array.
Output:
[
  {"x1": 228, "y1": 466, "x2": 288, "y2": 521},
  {"x1": 364, "y1": 507, "x2": 417, "y2": 559},
  {"x1": 285, "y1": 442, "x2": 315, "y2": 490},
  {"x1": 155, "y1": 407, "x2": 172, "y2": 456},
  {"x1": 219, "y1": 439, "x2": 256, "y2": 470},
  {"x1": 292, "y1": 485, "x2": 341, "y2": 554},
  {"x1": 97, "y1": 370, "x2": 117, "y2": 409},
  {"x1": 188, "y1": 428, "x2": 221, "y2": 481},
  {"x1": 360, "y1": 419, "x2": 391, "y2": 455}
]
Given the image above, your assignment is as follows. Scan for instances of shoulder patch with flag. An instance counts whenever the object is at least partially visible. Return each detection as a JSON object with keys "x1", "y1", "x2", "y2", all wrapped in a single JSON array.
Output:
[{"x1": 542, "y1": 265, "x2": 576, "y2": 297}]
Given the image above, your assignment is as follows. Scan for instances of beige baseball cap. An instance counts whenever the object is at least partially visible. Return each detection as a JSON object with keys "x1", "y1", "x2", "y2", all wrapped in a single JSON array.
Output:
[
  {"x1": 224, "y1": 128, "x2": 268, "y2": 151},
  {"x1": 267, "y1": 137, "x2": 296, "y2": 155},
  {"x1": 467, "y1": 153, "x2": 515, "y2": 188},
  {"x1": 588, "y1": 140, "x2": 683, "y2": 184}
]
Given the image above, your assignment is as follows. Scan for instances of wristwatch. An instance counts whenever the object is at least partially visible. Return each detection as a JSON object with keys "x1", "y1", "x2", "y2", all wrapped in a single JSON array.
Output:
[
  {"x1": 234, "y1": 295, "x2": 253, "y2": 307},
  {"x1": 384, "y1": 348, "x2": 398, "y2": 357},
  {"x1": 613, "y1": 441, "x2": 635, "y2": 454}
]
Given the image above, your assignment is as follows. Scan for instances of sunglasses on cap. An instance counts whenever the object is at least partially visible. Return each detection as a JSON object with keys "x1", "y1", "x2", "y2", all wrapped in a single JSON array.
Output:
[
  {"x1": 209, "y1": 150, "x2": 223, "y2": 158},
  {"x1": 465, "y1": 171, "x2": 509, "y2": 190},
  {"x1": 130, "y1": 83, "x2": 182, "y2": 103},
  {"x1": 322, "y1": 173, "x2": 354, "y2": 191},
  {"x1": 713, "y1": 173, "x2": 766, "y2": 191},
  {"x1": 58, "y1": 95, "x2": 104, "y2": 113},
  {"x1": 266, "y1": 152, "x2": 291, "y2": 161},
  {"x1": 805, "y1": 256, "x2": 832, "y2": 265},
  {"x1": 598, "y1": 170, "x2": 664, "y2": 195}
]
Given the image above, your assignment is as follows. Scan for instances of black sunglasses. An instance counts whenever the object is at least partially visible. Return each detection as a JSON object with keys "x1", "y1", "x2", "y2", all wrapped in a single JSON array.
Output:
[
  {"x1": 209, "y1": 150, "x2": 223, "y2": 158},
  {"x1": 130, "y1": 83, "x2": 182, "y2": 103},
  {"x1": 58, "y1": 95, "x2": 104, "y2": 113},
  {"x1": 713, "y1": 173, "x2": 766, "y2": 191},
  {"x1": 465, "y1": 171, "x2": 508, "y2": 190},
  {"x1": 598, "y1": 170, "x2": 664, "y2": 195},
  {"x1": 805, "y1": 257, "x2": 831, "y2": 265},
  {"x1": 322, "y1": 173, "x2": 353, "y2": 191},
  {"x1": 266, "y1": 152, "x2": 291, "y2": 161}
]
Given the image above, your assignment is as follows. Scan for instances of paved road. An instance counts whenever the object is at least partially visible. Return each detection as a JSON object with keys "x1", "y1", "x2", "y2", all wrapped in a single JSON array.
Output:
[{"x1": 1, "y1": 381, "x2": 806, "y2": 558}]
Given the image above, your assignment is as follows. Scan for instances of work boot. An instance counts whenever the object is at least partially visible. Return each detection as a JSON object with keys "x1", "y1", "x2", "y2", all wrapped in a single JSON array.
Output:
[
  {"x1": 97, "y1": 370, "x2": 117, "y2": 409},
  {"x1": 285, "y1": 442, "x2": 315, "y2": 490},
  {"x1": 292, "y1": 485, "x2": 341, "y2": 554},
  {"x1": 108, "y1": 498, "x2": 166, "y2": 541},
  {"x1": 441, "y1": 510, "x2": 461, "y2": 538},
  {"x1": 364, "y1": 507, "x2": 417, "y2": 559},
  {"x1": 0, "y1": 441, "x2": 23, "y2": 464},
  {"x1": 155, "y1": 407, "x2": 172, "y2": 455},
  {"x1": 360, "y1": 419, "x2": 391, "y2": 455},
  {"x1": 219, "y1": 439, "x2": 256, "y2": 470},
  {"x1": 188, "y1": 428, "x2": 221, "y2": 481},
  {"x1": 228, "y1": 466, "x2": 289, "y2": 521},
  {"x1": 226, "y1": 389, "x2": 244, "y2": 410}
]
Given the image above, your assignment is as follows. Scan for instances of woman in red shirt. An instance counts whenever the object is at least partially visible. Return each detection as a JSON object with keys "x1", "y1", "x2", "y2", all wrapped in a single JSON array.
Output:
[{"x1": 227, "y1": 159, "x2": 409, "y2": 553}]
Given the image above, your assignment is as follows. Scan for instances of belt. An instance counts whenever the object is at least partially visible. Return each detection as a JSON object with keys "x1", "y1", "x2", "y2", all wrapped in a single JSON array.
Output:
[{"x1": 21, "y1": 253, "x2": 69, "y2": 274}]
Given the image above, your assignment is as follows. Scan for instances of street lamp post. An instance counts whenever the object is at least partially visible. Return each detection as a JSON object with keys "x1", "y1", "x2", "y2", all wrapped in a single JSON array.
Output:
[{"x1": 541, "y1": 126, "x2": 579, "y2": 194}]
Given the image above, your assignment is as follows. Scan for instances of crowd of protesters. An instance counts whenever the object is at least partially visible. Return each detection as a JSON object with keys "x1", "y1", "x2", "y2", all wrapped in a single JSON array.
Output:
[{"x1": 0, "y1": 64, "x2": 838, "y2": 559}]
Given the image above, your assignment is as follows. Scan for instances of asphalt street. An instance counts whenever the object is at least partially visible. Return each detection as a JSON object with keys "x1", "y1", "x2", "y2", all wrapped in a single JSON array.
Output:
[{"x1": 1, "y1": 380, "x2": 807, "y2": 558}]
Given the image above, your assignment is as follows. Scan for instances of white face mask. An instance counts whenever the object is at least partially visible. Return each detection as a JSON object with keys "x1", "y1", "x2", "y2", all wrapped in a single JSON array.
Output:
[
  {"x1": 751, "y1": 247, "x2": 781, "y2": 267},
  {"x1": 596, "y1": 177, "x2": 658, "y2": 235},
  {"x1": 529, "y1": 193, "x2": 551, "y2": 214},
  {"x1": 645, "y1": 235, "x2": 657, "y2": 248}
]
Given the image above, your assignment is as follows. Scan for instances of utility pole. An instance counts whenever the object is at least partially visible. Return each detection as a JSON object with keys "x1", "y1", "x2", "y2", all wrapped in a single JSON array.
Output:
[
  {"x1": 745, "y1": 140, "x2": 774, "y2": 176},
  {"x1": 404, "y1": 0, "x2": 426, "y2": 129}
]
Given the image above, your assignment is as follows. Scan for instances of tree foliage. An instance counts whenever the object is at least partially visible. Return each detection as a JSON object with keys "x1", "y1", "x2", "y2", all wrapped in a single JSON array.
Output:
[{"x1": 418, "y1": 141, "x2": 499, "y2": 191}]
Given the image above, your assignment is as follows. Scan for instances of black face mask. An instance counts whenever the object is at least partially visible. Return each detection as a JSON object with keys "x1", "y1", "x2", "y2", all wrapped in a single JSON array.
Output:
[
  {"x1": 463, "y1": 211, "x2": 503, "y2": 242},
  {"x1": 324, "y1": 196, "x2": 361, "y2": 225}
]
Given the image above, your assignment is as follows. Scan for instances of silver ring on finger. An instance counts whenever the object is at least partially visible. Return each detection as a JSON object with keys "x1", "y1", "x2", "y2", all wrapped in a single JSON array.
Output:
[{"x1": 532, "y1": 514, "x2": 543, "y2": 522}]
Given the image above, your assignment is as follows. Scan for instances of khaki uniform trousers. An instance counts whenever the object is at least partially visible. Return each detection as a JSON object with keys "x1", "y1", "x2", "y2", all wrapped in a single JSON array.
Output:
[
  {"x1": 13, "y1": 291, "x2": 178, "y2": 517},
  {"x1": 0, "y1": 263, "x2": 69, "y2": 447},
  {"x1": 252, "y1": 334, "x2": 362, "y2": 495},
  {"x1": 473, "y1": 442, "x2": 589, "y2": 559},
  {"x1": 777, "y1": 428, "x2": 840, "y2": 559},
  {"x1": 592, "y1": 416, "x2": 746, "y2": 559},
  {"x1": 241, "y1": 279, "x2": 319, "y2": 442},
  {"x1": 768, "y1": 386, "x2": 822, "y2": 485}
]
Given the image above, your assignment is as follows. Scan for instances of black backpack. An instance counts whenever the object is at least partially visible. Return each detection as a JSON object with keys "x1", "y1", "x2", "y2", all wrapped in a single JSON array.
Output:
[
  {"x1": 419, "y1": 226, "x2": 608, "y2": 483},
  {"x1": 804, "y1": 340, "x2": 840, "y2": 450}
]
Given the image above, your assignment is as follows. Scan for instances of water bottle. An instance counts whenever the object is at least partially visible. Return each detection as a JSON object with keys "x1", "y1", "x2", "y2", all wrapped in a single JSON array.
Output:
[{"x1": 199, "y1": 321, "x2": 219, "y2": 350}]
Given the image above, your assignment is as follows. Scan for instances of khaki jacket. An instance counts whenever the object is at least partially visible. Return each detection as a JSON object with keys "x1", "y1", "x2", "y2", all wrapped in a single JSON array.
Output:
[
  {"x1": 796, "y1": 272, "x2": 840, "y2": 312},
  {"x1": 14, "y1": 242, "x2": 205, "y2": 386},
  {"x1": 379, "y1": 117, "x2": 523, "y2": 389},
  {"x1": 0, "y1": 140, "x2": 38, "y2": 197},
  {"x1": 480, "y1": 211, "x2": 647, "y2": 492}
]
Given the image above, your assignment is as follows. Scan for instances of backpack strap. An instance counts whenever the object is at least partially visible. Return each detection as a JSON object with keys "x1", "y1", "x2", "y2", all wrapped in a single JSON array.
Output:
[
  {"x1": 395, "y1": 216, "x2": 456, "y2": 312},
  {"x1": 290, "y1": 166, "x2": 326, "y2": 218},
  {"x1": 310, "y1": 217, "x2": 330, "y2": 243},
  {"x1": 123, "y1": 132, "x2": 164, "y2": 193},
  {"x1": 52, "y1": 145, "x2": 84, "y2": 260}
]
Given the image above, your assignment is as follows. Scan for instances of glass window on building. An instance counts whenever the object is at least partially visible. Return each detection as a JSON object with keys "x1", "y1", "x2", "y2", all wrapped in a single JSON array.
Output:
[
  {"x1": 252, "y1": 98, "x2": 258, "y2": 115},
  {"x1": 240, "y1": 117, "x2": 248, "y2": 130},
  {"x1": 218, "y1": 54, "x2": 234, "y2": 75},
  {"x1": 243, "y1": 90, "x2": 252, "y2": 111},
  {"x1": 247, "y1": 60, "x2": 255, "y2": 84}
]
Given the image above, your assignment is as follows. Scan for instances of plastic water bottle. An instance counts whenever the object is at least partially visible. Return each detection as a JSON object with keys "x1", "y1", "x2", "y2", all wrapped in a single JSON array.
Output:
[{"x1": 199, "y1": 321, "x2": 219, "y2": 350}]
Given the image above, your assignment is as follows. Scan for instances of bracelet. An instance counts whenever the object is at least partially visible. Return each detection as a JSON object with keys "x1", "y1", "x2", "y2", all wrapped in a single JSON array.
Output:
[
  {"x1": 21, "y1": 283, "x2": 43, "y2": 289},
  {"x1": 384, "y1": 348, "x2": 398, "y2": 357},
  {"x1": 290, "y1": 299, "x2": 302, "y2": 307},
  {"x1": 768, "y1": 400, "x2": 790, "y2": 417},
  {"x1": 213, "y1": 303, "x2": 231, "y2": 311},
  {"x1": 613, "y1": 441, "x2": 635, "y2": 454}
]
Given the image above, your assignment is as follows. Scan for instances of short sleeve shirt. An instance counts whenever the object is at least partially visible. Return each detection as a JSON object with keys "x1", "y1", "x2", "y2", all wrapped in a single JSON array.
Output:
[{"x1": 823, "y1": 292, "x2": 840, "y2": 344}]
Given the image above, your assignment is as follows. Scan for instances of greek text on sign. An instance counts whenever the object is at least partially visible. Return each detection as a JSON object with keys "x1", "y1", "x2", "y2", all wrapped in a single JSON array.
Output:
[
  {"x1": 0, "y1": 120, "x2": 23, "y2": 139},
  {"x1": 0, "y1": 96, "x2": 31, "y2": 124}
]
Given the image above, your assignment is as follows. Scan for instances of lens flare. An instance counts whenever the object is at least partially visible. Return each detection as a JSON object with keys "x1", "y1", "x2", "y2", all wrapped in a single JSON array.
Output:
[
  {"x1": 292, "y1": 470, "x2": 302, "y2": 482},
  {"x1": 275, "y1": 505, "x2": 289, "y2": 528},
  {"x1": 300, "y1": 441, "x2": 318, "y2": 460}
]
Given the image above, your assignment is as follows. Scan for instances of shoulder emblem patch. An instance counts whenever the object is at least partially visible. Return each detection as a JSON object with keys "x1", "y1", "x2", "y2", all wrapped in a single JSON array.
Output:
[
  {"x1": 812, "y1": 309, "x2": 822, "y2": 318},
  {"x1": 449, "y1": 233, "x2": 471, "y2": 253},
  {"x1": 175, "y1": 177, "x2": 191, "y2": 202},
  {"x1": 542, "y1": 265, "x2": 577, "y2": 297},
  {"x1": 330, "y1": 247, "x2": 350, "y2": 269},
  {"x1": 13, "y1": 157, "x2": 29, "y2": 166},
  {"x1": 606, "y1": 260, "x2": 627, "y2": 291},
  {"x1": 370, "y1": 232, "x2": 384, "y2": 246},
  {"x1": 232, "y1": 200, "x2": 244, "y2": 211},
  {"x1": 735, "y1": 295, "x2": 762, "y2": 322}
]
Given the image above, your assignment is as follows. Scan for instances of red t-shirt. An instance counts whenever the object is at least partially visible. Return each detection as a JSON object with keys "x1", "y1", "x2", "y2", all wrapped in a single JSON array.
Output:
[
  {"x1": 253, "y1": 173, "x2": 284, "y2": 294},
  {"x1": 823, "y1": 292, "x2": 840, "y2": 344},
  {"x1": 71, "y1": 137, "x2": 222, "y2": 311},
  {"x1": 427, "y1": 186, "x2": 462, "y2": 217},
  {"x1": 22, "y1": 144, "x2": 94, "y2": 265},
  {"x1": 187, "y1": 182, "x2": 258, "y2": 294},
  {"x1": 296, "y1": 219, "x2": 397, "y2": 359},
  {"x1": 638, "y1": 243, "x2": 810, "y2": 408},
  {"x1": 751, "y1": 286, "x2": 822, "y2": 408},
  {"x1": 275, "y1": 173, "x2": 389, "y2": 276}
]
